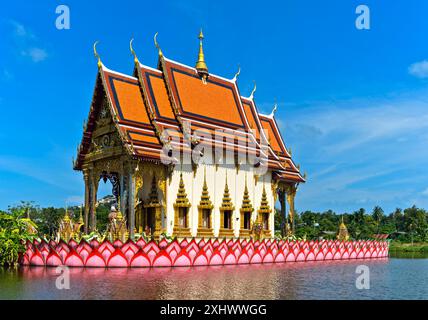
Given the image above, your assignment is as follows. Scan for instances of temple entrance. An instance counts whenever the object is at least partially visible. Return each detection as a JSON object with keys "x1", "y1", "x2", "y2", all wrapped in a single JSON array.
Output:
[
  {"x1": 143, "y1": 207, "x2": 156, "y2": 236},
  {"x1": 96, "y1": 174, "x2": 119, "y2": 232}
]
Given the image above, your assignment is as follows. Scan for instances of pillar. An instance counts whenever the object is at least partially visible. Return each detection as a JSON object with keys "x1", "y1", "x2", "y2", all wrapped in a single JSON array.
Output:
[
  {"x1": 120, "y1": 173, "x2": 126, "y2": 211},
  {"x1": 89, "y1": 171, "x2": 98, "y2": 232},
  {"x1": 286, "y1": 184, "x2": 297, "y2": 234},
  {"x1": 278, "y1": 187, "x2": 286, "y2": 237},
  {"x1": 128, "y1": 167, "x2": 135, "y2": 239},
  {"x1": 83, "y1": 170, "x2": 90, "y2": 234}
]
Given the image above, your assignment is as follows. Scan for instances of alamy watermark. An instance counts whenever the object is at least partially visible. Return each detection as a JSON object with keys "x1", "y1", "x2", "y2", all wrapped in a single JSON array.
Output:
[
  {"x1": 355, "y1": 265, "x2": 370, "y2": 289},
  {"x1": 55, "y1": 265, "x2": 70, "y2": 290},
  {"x1": 355, "y1": 5, "x2": 370, "y2": 30},
  {"x1": 55, "y1": 5, "x2": 70, "y2": 30}
]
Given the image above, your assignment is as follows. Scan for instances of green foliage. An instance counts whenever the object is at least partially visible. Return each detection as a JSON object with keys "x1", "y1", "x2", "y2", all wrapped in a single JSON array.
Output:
[
  {"x1": 96, "y1": 203, "x2": 110, "y2": 233},
  {"x1": 0, "y1": 207, "x2": 38, "y2": 266},
  {"x1": 281, "y1": 205, "x2": 428, "y2": 242}
]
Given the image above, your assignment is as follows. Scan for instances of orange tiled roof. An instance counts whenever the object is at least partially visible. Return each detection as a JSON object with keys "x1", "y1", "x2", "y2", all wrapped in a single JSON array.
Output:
[
  {"x1": 74, "y1": 53, "x2": 305, "y2": 183},
  {"x1": 163, "y1": 58, "x2": 247, "y2": 130}
]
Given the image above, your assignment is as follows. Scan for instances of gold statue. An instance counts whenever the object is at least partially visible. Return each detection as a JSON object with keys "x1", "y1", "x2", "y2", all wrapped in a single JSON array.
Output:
[{"x1": 106, "y1": 204, "x2": 128, "y2": 242}]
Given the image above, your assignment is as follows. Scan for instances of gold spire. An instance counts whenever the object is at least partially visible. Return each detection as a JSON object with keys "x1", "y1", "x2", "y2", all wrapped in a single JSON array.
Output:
[
  {"x1": 240, "y1": 174, "x2": 254, "y2": 213},
  {"x1": 258, "y1": 185, "x2": 271, "y2": 213},
  {"x1": 63, "y1": 205, "x2": 71, "y2": 222},
  {"x1": 148, "y1": 175, "x2": 160, "y2": 205},
  {"x1": 174, "y1": 172, "x2": 191, "y2": 207},
  {"x1": 195, "y1": 29, "x2": 208, "y2": 77},
  {"x1": 198, "y1": 167, "x2": 213, "y2": 209},
  {"x1": 78, "y1": 205, "x2": 84, "y2": 224},
  {"x1": 337, "y1": 216, "x2": 349, "y2": 241},
  {"x1": 340, "y1": 216, "x2": 346, "y2": 228},
  {"x1": 93, "y1": 41, "x2": 102, "y2": 68},
  {"x1": 220, "y1": 173, "x2": 234, "y2": 210}
]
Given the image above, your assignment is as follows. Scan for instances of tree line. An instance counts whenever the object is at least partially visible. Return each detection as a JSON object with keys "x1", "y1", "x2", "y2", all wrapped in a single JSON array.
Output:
[
  {"x1": 3, "y1": 201, "x2": 428, "y2": 242},
  {"x1": 275, "y1": 205, "x2": 428, "y2": 242}
]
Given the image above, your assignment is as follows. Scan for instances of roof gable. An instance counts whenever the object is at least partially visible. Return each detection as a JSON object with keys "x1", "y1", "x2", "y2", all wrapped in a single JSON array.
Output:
[{"x1": 163, "y1": 59, "x2": 247, "y2": 130}]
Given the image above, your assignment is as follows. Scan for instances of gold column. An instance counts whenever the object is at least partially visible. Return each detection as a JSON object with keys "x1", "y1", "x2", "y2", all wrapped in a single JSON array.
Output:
[
  {"x1": 89, "y1": 170, "x2": 98, "y2": 232},
  {"x1": 286, "y1": 184, "x2": 297, "y2": 234},
  {"x1": 83, "y1": 170, "x2": 90, "y2": 234}
]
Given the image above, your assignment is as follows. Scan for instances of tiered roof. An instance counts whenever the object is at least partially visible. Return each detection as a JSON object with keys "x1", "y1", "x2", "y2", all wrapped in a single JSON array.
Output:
[
  {"x1": 74, "y1": 33, "x2": 305, "y2": 183},
  {"x1": 240, "y1": 176, "x2": 254, "y2": 213},
  {"x1": 220, "y1": 175, "x2": 235, "y2": 211},
  {"x1": 198, "y1": 168, "x2": 213, "y2": 209},
  {"x1": 258, "y1": 185, "x2": 271, "y2": 214},
  {"x1": 146, "y1": 176, "x2": 160, "y2": 206},
  {"x1": 174, "y1": 173, "x2": 191, "y2": 208}
]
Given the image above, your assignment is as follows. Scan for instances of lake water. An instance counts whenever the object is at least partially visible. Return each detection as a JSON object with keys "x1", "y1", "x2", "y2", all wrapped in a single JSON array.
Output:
[{"x1": 1, "y1": 255, "x2": 427, "y2": 300}]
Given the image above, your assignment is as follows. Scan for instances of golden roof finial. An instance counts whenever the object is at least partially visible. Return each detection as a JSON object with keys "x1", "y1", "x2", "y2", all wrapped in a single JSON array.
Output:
[
  {"x1": 249, "y1": 81, "x2": 257, "y2": 100},
  {"x1": 195, "y1": 28, "x2": 208, "y2": 77},
  {"x1": 154, "y1": 32, "x2": 163, "y2": 58},
  {"x1": 93, "y1": 41, "x2": 102, "y2": 69},
  {"x1": 129, "y1": 38, "x2": 139, "y2": 64},
  {"x1": 232, "y1": 65, "x2": 241, "y2": 82}
]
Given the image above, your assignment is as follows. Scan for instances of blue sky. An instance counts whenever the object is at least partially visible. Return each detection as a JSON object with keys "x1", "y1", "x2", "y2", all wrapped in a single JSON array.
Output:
[{"x1": 1, "y1": 0, "x2": 428, "y2": 214}]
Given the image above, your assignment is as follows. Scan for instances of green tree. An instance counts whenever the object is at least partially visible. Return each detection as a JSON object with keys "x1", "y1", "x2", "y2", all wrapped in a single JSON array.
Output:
[
  {"x1": 372, "y1": 206, "x2": 384, "y2": 233},
  {"x1": 0, "y1": 207, "x2": 38, "y2": 266}
]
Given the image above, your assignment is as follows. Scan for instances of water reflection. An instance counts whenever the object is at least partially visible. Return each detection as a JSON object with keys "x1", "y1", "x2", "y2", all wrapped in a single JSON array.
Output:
[{"x1": 7, "y1": 258, "x2": 423, "y2": 299}]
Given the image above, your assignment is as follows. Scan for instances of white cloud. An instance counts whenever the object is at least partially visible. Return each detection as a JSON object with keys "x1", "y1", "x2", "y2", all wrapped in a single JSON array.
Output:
[
  {"x1": 10, "y1": 20, "x2": 32, "y2": 38},
  {"x1": 8, "y1": 20, "x2": 47, "y2": 63},
  {"x1": 21, "y1": 47, "x2": 48, "y2": 62},
  {"x1": 422, "y1": 188, "x2": 428, "y2": 196},
  {"x1": 408, "y1": 60, "x2": 428, "y2": 78},
  {"x1": 276, "y1": 93, "x2": 428, "y2": 213},
  {"x1": 66, "y1": 196, "x2": 84, "y2": 205}
]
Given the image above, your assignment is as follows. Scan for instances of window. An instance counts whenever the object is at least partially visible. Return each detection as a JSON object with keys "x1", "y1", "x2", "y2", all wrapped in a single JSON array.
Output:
[
  {"x1": 179, "y1": 207, "x2": 188, "y2": 228},
  {"x1": 223, "y1": 210, "x2": 232, "y2": 229},
  {"x1": 262, "y1": 213, "x2": 269, "y2": 230},
  {"x1": 202, "y1": 209, "x2": 211, "y2": 228},
  {"x1": 244, "y1": 212, "x2": 251, "y2": 230}
]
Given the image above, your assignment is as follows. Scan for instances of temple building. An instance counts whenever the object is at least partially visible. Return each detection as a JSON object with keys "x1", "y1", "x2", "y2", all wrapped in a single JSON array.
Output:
[{"x1": 73, "y1": 31, "x2": 305, "y2": 240}]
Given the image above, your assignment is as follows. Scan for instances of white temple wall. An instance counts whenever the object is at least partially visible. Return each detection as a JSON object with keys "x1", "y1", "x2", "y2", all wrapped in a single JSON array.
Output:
[{"x1": 165, "y1": 155, "x2": 275, "y2": 237}]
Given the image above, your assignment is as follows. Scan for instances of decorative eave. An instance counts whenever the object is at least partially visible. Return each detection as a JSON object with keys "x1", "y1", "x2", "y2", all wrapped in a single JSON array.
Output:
[
  {"x1": 154, "y1": 33, "x2": 197, "y2": 147},
  {"x1": 130, "y1": 39, "x2": 173, "y2": 154},
  {"x1": 73, "y1": 50, "x2": 134, "y2": 171}
]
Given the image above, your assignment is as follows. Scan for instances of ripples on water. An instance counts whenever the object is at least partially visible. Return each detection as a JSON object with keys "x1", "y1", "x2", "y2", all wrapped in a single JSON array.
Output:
[{"x1": 1, "y1": 258, "x2": 427, "y2": 300}]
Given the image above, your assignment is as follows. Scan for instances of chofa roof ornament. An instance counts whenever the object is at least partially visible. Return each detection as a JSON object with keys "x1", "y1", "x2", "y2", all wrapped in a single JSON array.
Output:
[
  {"x1": 154, "y1": 32, "x2": 163, "y2": 58},
  {"x1": 93, "y1": 40, "x2": 102, "y2": 69},
  {"x1": 249, "y1": 81, "x2": 257, "y2": 100}
]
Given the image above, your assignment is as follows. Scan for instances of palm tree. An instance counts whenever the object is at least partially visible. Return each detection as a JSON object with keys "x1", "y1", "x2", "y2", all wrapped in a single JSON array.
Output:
[{"x1": 372, "y1": 206, "x2": 384, "y2": 233}]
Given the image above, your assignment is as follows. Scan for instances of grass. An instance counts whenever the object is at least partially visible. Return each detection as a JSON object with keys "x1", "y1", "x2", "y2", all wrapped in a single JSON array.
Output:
[{"x1": 389, "y1": 241, "x2": 428, "y2": 253}]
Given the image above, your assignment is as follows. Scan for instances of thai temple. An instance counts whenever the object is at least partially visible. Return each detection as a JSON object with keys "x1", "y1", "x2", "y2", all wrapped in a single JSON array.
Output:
[{"x1": 73, "y1": 30, "x2": 306, "y2": 241}]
